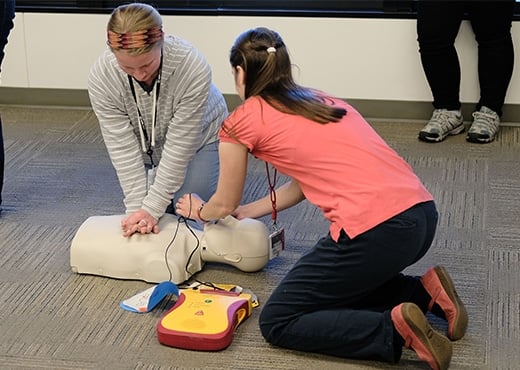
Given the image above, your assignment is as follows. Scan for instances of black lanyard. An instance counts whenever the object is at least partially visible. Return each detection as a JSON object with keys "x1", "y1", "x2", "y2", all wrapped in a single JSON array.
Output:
[{"x1": 128, "y1": 57, "x2": 162, "y2": 166}]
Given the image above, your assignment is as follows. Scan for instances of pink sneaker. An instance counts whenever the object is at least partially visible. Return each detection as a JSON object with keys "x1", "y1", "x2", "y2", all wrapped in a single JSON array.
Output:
[
  {"x1": 391, "y1": 303, "x2": 452, "y2": 370},
  {"x1": 421, "y1": 266, "x2": 468, "y2": 340}
]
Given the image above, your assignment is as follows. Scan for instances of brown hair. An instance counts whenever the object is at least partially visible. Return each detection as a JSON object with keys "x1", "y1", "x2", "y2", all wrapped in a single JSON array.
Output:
[
  {"x1": 229, "y1": 27, "x2": 346, "y2": 124},
  {"x1": 106, "y1": 3, "x2": 164, "y2": 56}
]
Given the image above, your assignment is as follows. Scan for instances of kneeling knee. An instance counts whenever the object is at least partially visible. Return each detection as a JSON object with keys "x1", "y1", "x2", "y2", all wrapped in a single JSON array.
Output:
[
  {"x1": 260, "y1": 306, "x2": 286, "y2": 344},
  {"x1": 258, "y1": 309, "x2": 272, "y2": 339}
]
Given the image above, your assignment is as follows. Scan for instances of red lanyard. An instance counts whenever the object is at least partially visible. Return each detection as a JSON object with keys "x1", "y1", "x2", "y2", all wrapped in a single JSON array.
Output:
[{"x1": 265, "y1": 162, "x2": 278, "y2": 224}]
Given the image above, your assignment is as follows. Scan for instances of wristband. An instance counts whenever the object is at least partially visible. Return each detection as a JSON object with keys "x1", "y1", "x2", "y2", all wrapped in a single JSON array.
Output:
[{"x1": 197, "y1": 204, "x2": 210, "y2": 223}]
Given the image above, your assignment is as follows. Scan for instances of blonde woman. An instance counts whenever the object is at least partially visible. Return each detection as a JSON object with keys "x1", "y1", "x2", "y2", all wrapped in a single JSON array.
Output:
[{"x1": 88, "y1": 3, "x2": 228, "y2": 237}]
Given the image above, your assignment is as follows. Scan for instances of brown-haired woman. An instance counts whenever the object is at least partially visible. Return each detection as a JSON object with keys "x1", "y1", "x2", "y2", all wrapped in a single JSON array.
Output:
[{"x1": 176, "y1": 27, "x2": 467, "y2": 370}]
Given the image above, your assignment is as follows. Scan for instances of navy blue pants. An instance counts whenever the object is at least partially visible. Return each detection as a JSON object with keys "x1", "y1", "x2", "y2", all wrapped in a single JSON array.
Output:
[
  {"x1": 259, "y1": 201, "x2": 438, "y2": 363},
  {"x1": 417, "y1": 0, "x2": 515, "y2": 116},
  {"x1": 0, "y1": 0, "x2": 16, "y2": 209}
]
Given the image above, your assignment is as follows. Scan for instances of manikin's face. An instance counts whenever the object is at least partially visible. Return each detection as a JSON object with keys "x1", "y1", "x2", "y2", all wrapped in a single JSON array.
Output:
[
  {"x1": 232, "y1": 65, "x2": 246, "y2": 101},
  {"x1": 114, "y1": 46, "x2": 162, "y2": 85}
]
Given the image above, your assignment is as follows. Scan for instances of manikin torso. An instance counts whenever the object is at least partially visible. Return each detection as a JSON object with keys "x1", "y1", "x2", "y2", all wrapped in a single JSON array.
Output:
[{"x1": 70, "y1": 214, "x2": 271, "y2": 284}]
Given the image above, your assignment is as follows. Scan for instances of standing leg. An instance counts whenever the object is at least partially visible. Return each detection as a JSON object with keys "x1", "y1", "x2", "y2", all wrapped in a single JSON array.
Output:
[
  {"x1": 470, "y1": 0, "x2": 514, "y2": 116},
  {"x1": 417, "y1": 1, "x2": 465, "y2": 110},
  {"x1": 466, "y1": 0, "x2": 515, "y2": 143},
  {"x1": 0, "y1": 0, "x2": 15, "y2": 211},
  {"x1": 416, "y1": 1, "x2": 467, "y2": 142}
]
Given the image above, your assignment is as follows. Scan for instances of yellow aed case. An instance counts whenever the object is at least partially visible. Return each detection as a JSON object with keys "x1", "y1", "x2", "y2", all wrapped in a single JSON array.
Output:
[{"x1": 157, "y1": 288, "x2": 253, "y2": 351}]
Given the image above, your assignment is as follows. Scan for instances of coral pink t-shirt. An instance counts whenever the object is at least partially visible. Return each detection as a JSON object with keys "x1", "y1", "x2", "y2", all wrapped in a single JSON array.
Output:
[{"x1": 219, "y1": 96, "x2": 433, "y2": 241}]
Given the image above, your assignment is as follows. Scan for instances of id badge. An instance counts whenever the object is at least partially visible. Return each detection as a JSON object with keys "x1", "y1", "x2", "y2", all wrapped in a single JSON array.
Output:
[
  {"x1": 146, "y1": 166, "x2": 157, "y2": 191},
  {"x1": 269, "y1": 225, "x2": 285, "y2": 260}
]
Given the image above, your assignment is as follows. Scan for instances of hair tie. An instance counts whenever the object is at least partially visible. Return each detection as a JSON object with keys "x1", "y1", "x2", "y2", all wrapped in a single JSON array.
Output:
[{"x1": 267, "y1": 47, "x2": 276, "y2": 54}]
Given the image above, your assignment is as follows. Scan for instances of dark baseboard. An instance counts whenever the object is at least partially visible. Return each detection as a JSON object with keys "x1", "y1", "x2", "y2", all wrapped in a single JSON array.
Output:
[
  {"x1": 1, "y1": 87, "x2": 519, "y2": 124},
  {"x1": 0, "y1": 87, "x2": 91, "y2": 110}
]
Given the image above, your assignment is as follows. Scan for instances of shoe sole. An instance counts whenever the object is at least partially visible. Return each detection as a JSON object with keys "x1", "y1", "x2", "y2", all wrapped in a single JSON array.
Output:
[
  {"x1": 418, "y1": 124, "x2": 465, "y2": 143},
  {"x1": 392, "y1": 303, "x2": 452, "y2": 370},
  {"x1": 466, "y1": 133, "x2": 496, "y2": 143},
  {"x1": 422, "y1": 266, "x2": 468, "y2": 340}
]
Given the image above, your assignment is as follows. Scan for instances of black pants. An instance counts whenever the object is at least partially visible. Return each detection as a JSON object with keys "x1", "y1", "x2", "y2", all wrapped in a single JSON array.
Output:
[{"x1": 417, "y1": 1, "x2": 515, "y2": 116}]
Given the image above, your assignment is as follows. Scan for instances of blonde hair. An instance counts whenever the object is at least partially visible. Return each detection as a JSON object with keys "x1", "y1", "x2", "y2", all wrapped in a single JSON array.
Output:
[{"x1": 107, "y1": 3, "x2": 164, "y2": 56}]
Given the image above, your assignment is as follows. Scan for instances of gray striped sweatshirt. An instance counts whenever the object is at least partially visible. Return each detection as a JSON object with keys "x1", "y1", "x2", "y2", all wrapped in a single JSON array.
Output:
[{"x1": 88, "y1": 35, "x2": 228, "y2": 219}]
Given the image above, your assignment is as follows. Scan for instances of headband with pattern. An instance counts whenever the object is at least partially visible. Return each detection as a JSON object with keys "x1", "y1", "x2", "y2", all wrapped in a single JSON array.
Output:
[{"x1": 107, "y1": 26, "x2": 163, "y2": 50}]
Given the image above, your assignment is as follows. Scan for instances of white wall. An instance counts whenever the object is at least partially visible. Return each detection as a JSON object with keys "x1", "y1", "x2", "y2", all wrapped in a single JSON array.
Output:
[{"x1": 1, "y1": 12, "x2": 519, "y2": 104}]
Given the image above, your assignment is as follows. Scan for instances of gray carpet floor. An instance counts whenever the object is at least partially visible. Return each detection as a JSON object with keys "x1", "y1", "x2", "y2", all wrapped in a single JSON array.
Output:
[{"x1": 0, "y1": 105, "x2": 519, "y2": 370}]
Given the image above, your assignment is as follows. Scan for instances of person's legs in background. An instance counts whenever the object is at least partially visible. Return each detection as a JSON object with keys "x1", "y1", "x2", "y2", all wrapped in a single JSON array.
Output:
[
  {"x1": 0, "y1": 1, "x2": 15, "y2": 69},
  {"x1": 417, "y1": 1, "x2": 466, "y2": 143},
  {"x1": 0, "y1": 0, "x2": 16, "y2": 212},
  {"x1": 466, "y1": 0, "x2": 515, "y2": 143}
]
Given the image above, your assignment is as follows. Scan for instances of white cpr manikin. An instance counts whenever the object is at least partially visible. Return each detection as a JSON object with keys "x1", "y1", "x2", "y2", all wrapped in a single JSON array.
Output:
[{"x1": 70, "y1": 214, "x2": 271, "y2": 284}]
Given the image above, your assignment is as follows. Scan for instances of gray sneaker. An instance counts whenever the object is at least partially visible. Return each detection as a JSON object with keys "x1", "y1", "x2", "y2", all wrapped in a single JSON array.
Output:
[
  {"x1": 418, "y1": 109, "x2": 464, "y2": 142},
  {"x1": 466, "y1": 106, "x2": 500, "y2": 143}
]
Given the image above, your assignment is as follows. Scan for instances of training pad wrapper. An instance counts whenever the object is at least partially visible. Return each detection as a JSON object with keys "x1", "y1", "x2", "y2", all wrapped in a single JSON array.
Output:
[
  {"x1": 157, "y1": 288, "x2": 253, "y2": 351},
  {"x1": 120, "y1": 281, "x2": 179, "y2": 313}
]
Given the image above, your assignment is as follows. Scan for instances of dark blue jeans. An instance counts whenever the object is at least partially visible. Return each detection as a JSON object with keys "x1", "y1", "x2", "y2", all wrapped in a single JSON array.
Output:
[
  {"x1": 259, "y1": 201, "x2": 438, "y2": 363},
  {"x1": 417, "y1": 0, "x2": 515, "y2": 116},
  {"x1": 0, "y1": 0, "x2": 15, "y2": 208}
]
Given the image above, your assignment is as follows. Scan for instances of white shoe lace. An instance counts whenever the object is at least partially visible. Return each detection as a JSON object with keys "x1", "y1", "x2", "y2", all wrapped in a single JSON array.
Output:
[{"x1": 471, "y1": 111, "x2": 499, "y2": 133}]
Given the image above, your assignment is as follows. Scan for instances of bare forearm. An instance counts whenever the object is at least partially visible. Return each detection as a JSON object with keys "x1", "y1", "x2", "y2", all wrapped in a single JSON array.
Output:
[{"x1": 234, "y1": 179, "x2": 305, "y2": 219}]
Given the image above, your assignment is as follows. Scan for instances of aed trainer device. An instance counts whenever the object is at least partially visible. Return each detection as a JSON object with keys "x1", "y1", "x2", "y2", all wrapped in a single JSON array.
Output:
[{"x1": 157, "y1": 287, "x2": 253, "y2": 351}]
